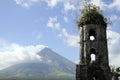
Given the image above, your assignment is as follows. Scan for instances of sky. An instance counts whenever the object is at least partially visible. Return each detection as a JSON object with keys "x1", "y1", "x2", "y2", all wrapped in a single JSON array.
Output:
[{"x1": 0, "y1": 0, "x2": 120, "y2": 70}]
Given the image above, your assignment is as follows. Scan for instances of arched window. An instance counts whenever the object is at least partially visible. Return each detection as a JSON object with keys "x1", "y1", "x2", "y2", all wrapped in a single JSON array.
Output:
[
  {"x1": 91, "y1": 54, "x2": 96, "y2": 61},
  {"x1": 90, "y1": 48, "x2": 96, "y2": 62},
  {"x1": 92, "y1": 76, "x2": 96, "y2": 80},
  {"x1": 89, "y1": 29, "x2": 96, "y2": 41}
]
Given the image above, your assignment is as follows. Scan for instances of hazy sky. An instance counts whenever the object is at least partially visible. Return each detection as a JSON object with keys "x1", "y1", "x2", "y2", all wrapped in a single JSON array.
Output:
[{"x1": 0, "y1": 0, "x2": 120, "y2": 69}]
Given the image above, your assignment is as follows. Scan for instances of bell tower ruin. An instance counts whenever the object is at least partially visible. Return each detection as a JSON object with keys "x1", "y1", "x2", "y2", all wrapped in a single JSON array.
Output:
[{"x1": 76, "y1": 2, "x2": 112, "y2": 80}]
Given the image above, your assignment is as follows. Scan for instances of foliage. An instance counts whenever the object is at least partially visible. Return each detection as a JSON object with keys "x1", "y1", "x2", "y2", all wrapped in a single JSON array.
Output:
[
  {"x1": 111, "y1": 66, "x2": 120, "y2": 74},
  {"x1": 77, "y1": 2, "x2": 107, "y2": 28}
]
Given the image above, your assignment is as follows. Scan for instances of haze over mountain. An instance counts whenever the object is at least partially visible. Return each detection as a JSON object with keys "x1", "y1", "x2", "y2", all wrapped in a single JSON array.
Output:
[{"x1": 0, "y1": 47, "x2": 75, "y2": 80}]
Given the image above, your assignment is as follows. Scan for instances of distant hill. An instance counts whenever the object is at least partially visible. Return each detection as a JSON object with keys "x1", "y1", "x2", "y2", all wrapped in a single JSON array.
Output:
[{"x1": 0, "y1": 48, "x2": 75, "y2": 80}]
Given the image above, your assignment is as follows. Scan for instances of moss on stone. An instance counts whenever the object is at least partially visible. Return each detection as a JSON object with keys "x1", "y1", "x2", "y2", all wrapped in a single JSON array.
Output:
[{"x1": 77, "y1": 2, "x2": 107, "y2": 28}]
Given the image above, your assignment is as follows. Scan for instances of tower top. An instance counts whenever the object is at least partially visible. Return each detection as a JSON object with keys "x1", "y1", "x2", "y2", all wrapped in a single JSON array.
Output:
[{"x1": 77, "y1": 2, "x2": 107, "y2": 28}]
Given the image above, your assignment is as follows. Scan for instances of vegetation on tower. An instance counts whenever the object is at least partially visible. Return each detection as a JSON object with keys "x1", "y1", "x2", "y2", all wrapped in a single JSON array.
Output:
[
  {"x1": 111, "y1": 66, "x2": 120, "y2": 74},
  {"x1": 111, "y1": 66, "x2": 120, "y2": 80},
  {"x1": 77, "y1": 2, "x2": 107, "y2": 28}
]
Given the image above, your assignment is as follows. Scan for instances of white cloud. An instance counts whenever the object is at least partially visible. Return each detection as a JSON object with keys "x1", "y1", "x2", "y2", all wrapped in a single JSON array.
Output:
[
  {"x1": 90, "y1": 0, "x2": 120, "y2": 11},
  {"x1": 90, "y1": 0, "x2": 106, "y2": 10},
  {"x1": 47, "y1": 16, "x2": 60, "y2": 30},
  {"x1": 64, "y1": 16, "x2": 68, "y2": 23},
  {"x1": 14, "y1": 0, "x2": 79, "y2": 12},
  {"x1": 109, "y1": 0, "x2": 120, "y2": 11},
  {"x1": 14, "y1": 0, "x2": 110, "y2": 12},
  {"x1": 43, "y1": 0, "x2": 61, "y2": 8},
  {"x1": 107, "y1": 30, "x2": 120, "y2": 66},
  {"x1": 64, "y1": 2, "x2": 76, "y2": 11},
  {"x1": 42, "y1": 0, "x2": 79, "y2": 10},
  {"x1": 14, "y1": 0, "x2": 39, "y2": 8},
  {"x1": 58, "y1": 28, "x2": 79, "y2": 47},
  {"x1": 109, "y1": 15, "x2": 120, "y2": 21},
  {"x1": 0, "y1": 39, "x2": 47, "y2": 70}
]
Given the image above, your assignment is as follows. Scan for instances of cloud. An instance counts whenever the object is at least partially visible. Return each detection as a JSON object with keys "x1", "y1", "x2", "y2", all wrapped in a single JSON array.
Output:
[
  {"x1": 14, "y1": 0, "x2": 79, "y2": 13},
  {"x1": 90, "y1": 0, "x2": 107, "y2": 10},
  {"x1": 14, "y1": 0, "x2": 39, "y2": 8},
  {"x1": 64, "y1": 2, "x2": 76, "y2": 11},
  {"x1": 43, "y1": 0, "x2": 78, "y2": 9},
  {"x1": 58, "y1": 28, "x2": 79, "y2": 47},
  {"x1": 90, "y1": 0, "x2": 120, "y2": 11},
  {"x1": 47, "y1": 16, "x2": 60, "y2": 30},
  {"x1": 63, "y1": 16, "x2": 68, "y2": 23},
  {"x1": 43, "y1": 0, "x2": 61, "y2": 8},
  {"x1": 109, "y1": 0, "x2": 120, "y2": 11},
  {"x1": 107, "y1": 30, "x2": 120, "y2": 66},
  {"x1": 109, "y1": 15, "x2": 120, "y2": 22},
  {"x1": 0, "y1": 39, "x2": 47, "y2": 70}
]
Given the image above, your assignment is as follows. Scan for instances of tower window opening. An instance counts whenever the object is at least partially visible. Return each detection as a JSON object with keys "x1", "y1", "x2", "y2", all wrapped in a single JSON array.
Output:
[
  {"x1": 90, "y1": 48, "x2": 96, "y2": 62},
  {"x1": 91, "y1": 54, "x2": 96, "y2": 61},
  {"x1": 90, "y1": 36, "x2": 95, "y2": 41},
  {"x1": 92, "y1": 76, "x2": 96, "y2": 80},
  {"x1": 89, "y1": 29, "x2": 96, "y2": 41},
  {"x1": 92, "y1": 75, "x2": 98, "y2": 80}
]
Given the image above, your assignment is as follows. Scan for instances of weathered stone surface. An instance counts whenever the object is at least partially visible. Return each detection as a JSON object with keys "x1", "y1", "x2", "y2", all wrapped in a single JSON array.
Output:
[{"x1": 76, "y1": 24, "x2": 112, "y2": 80}]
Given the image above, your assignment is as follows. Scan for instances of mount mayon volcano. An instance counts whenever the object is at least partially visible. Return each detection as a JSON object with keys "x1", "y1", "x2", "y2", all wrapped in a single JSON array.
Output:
[{"x1": 0, "y1": 47, "x2": 75, "y2": 80}]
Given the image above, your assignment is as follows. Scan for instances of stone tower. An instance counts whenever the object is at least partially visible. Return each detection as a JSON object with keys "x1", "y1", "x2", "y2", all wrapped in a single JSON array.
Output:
[{"x1": 76, "y1": 24, "x2": 112, "y2": 80}]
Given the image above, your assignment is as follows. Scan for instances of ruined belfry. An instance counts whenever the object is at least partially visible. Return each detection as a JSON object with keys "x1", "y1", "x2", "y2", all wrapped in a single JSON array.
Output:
[{"x1": 76, "y1": 2, "x2": 112, "y2": 80}]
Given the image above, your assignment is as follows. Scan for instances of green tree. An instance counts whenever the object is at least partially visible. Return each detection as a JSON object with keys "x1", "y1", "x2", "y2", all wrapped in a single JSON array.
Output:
[
  {"x1": 77, "y1": 2, "x2": 107, "y2": 28},
  {"x1": 111, "y1": 66, "x2": 120, "y2": 74},
  {"x1": 111, "y1": 66, "x2": 120, "y2": 80}
]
